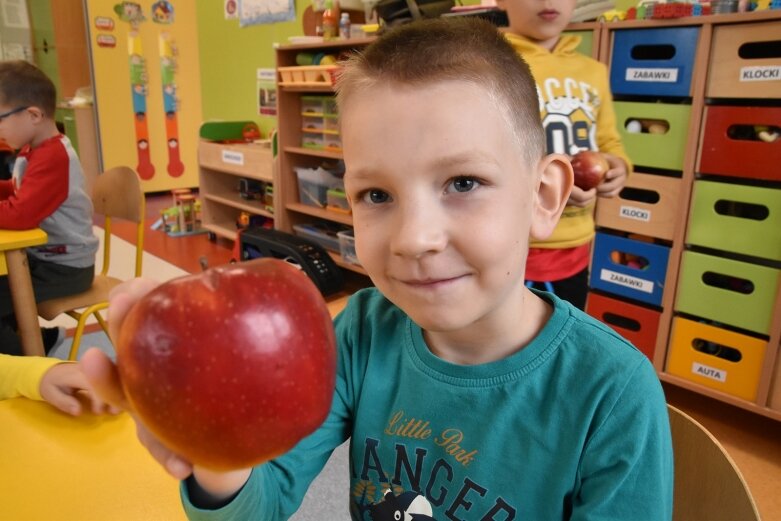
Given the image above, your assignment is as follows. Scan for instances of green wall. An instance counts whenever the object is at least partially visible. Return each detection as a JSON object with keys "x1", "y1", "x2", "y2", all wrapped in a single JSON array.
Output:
[{"x1": 195, "y1": 0, "x2": 310, "y2": 136}]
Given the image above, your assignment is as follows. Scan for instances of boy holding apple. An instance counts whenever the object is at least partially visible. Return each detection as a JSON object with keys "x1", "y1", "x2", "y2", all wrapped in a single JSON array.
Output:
[
  {"x1": 497, "y1": 0, "x2": 631, "y2": 310},
  {"x1": 83, "y1": 18, "x2": 671, "y2": 520}
]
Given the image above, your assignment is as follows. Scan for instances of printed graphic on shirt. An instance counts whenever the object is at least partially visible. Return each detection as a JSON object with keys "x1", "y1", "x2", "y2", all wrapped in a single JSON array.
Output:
[
  {"x1": 537, "y1": 77, "x2": 602, "y2": 156},
  {"x1": 350, "y1": 410, "x2": 517, "y2": 521}
]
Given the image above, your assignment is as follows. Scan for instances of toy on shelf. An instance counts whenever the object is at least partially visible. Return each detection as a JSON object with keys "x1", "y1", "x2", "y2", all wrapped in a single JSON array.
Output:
[{"x1": 152, "y1": 188, "x2": 205, "y2": 236}]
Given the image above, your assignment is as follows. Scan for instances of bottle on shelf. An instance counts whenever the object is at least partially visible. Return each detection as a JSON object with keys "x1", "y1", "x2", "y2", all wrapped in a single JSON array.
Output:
[
  {"x1": 322, "y1": 0, "x2": 338, "y2": 40},
  {"x1": 339, "y1": 12, "x2": 351, "y2": 40}
]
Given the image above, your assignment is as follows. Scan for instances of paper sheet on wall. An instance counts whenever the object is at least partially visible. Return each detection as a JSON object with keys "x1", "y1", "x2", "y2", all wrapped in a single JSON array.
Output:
[
  {"x1": 0, "y1": 0, "x2": 29, "y2": 28},
  {"x1": 257, "y1": 68, "x2": 277, "y2": 116},
  {"x1": 239, "y1": 0, "x2": 295, "y2": 26}
]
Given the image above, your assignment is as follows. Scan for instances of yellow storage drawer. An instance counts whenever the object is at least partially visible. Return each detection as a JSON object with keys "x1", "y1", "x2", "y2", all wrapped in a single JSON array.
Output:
[
  {"x1": 595, "y1": 172, "x2": 681, "y2": 240},
  {"x1": 666, "y1": 317, "x2": 767, "y2": 402},
  {"x1": 707, "y1": 20, "x2": 781, "y2": 99}
]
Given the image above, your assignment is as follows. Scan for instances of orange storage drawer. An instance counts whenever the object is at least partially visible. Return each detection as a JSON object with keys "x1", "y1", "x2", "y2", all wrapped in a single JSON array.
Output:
[
  {"x1": 586, "y1": 292, "x2": 660, "y2": 361},
  {"x1": 595, "y1": 172, "x2": 681, "y2": 240},
  {"x1": 698, "y1": 106, "x2": 781, "y2": 182},
  {"x1": 706, "y1": 20, "x2": 781, "y2": 99},
  {"x1": 666, "y1": 317, "x2": 767, "y2": 402}
]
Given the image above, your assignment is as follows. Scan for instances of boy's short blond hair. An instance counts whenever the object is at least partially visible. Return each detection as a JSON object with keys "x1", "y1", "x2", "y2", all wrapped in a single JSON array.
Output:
[
  {"x1": 336, "y1": 18, "x2": 545, "y2": 167},
  {"x1": 0, "y1": 60, "x2": 57, "y2": 118}
]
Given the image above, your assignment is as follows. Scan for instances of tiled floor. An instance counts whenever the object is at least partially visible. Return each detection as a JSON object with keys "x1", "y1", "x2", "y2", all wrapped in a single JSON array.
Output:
[{"x1": 100, "y1": 193, "x2": 781, "y2": 520}]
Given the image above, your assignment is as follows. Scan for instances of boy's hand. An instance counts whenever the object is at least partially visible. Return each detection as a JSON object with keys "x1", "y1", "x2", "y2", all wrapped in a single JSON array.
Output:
[
  {"x1": 80, "y1": 278, "x2": 194, "y2": 478},
  {"x1": 80, "y1": 278, "x2": 252, "y2": 502},
  {"x1": 39, "y1": 362, "x2": 117, "y2": 416},
  {"x1": 567, "y1": 185, "x2": 597, "y2": 208},
  {"x1": 596, "y1": 153, "x2": 629, "y2": 198}
]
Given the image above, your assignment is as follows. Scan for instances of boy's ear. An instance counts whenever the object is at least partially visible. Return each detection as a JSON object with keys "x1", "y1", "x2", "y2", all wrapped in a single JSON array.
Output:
[
  {"x1": 27, "y1": 106, "x2": 45, "y2": 123},
  {"x1": 529, "y1": 153, "x2": 573, "y2": 241}
]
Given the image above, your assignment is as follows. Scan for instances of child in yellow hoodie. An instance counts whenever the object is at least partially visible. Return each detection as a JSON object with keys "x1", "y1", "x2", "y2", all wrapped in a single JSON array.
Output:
[
  {"x1": 0, "y1": 353, "x2": 109, "y2": 415},
  {"x1": 498, "y1": 0, "x2": 631, "y2": 310}
]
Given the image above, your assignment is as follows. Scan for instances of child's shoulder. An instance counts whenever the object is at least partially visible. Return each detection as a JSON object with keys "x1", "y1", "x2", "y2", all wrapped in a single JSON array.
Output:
[{"x1": 543, "y1": 291, "x2": 647, "y2": 366}]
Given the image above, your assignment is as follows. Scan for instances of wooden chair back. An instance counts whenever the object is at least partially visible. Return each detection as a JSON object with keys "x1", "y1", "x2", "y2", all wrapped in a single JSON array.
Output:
[{"x1": 668, "y1": 404, "x2": 761, "y2": 521}]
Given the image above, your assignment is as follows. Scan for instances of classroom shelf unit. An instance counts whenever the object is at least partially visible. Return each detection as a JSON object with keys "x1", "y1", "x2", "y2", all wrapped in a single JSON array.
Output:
[
  {"x1": 589, "y1": 11, "x2": 781, "y2": 421},
  {"x1": 274, "y1": 38, "x2": 375, "y2": 278},
  {"x1": 198, "y1": 140, "x2": 275, "y2": 242}
]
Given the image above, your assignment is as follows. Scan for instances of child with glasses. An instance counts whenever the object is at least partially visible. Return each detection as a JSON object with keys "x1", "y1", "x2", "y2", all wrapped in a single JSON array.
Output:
[{"x1": 0, "y1": 61, "x2": 98, "y2": 356}]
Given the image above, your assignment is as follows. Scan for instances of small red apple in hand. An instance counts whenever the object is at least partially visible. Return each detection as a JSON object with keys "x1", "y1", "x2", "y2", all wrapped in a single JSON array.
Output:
[
  {"x1": 115, "y1": 258, "x2": 337, "y2": 471},
  {"x1": 571, "y1": 150, "x2": 609, "y2": 191}
]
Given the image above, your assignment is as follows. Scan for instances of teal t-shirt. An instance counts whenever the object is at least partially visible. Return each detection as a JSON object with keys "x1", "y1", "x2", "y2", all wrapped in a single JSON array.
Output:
[{"x1": 184, "y1": 288, "x2": 673, "y2": 520}]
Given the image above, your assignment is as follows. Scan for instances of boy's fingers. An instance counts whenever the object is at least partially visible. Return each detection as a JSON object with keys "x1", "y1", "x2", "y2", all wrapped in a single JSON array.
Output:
[
  {"x1": 80, "y1": 348, "x2": 130, "y2": 410},
  {"x1": 47, "y1": 392, "x2": 83, "y2": 416},
  {"x1": 135, "y1": 419, "x2": 193, "y2": 480}
]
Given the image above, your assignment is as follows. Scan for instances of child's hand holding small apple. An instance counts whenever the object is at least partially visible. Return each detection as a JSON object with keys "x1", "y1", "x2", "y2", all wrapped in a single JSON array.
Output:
[{"x1": 567, "y1": 151, "x2": 628, "y2": 206}]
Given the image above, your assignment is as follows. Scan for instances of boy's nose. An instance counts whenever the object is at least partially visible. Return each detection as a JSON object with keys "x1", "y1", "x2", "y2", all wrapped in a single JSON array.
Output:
[{"x1": 390, "y1": 202, "x2": 447, "y2": 258}]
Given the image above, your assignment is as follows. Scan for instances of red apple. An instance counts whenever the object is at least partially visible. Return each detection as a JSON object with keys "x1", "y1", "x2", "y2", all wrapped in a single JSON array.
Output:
[
  {"x1": 115, "y1": 258, "x2": 337, "y2": 471},
  {"x1": 571, "y1": 150, "x2": 609, "y2": 191}
]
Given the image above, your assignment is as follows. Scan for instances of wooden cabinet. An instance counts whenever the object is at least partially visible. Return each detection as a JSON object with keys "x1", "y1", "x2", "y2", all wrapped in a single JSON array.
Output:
[
  {"x1": 592, "y1": 11, "x2": 781, "y2": 421},
  {"x1": 198, "y1": 141, "x2": 275, "y2": 242},
  {"x1": 274, "y1": 38, "x2": 374, "y2": 278}
]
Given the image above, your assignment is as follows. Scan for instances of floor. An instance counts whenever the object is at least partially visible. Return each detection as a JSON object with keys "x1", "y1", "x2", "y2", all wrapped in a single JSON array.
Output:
[{"x1": 90, "y1": 193, "x2": 781, "y2": 520}]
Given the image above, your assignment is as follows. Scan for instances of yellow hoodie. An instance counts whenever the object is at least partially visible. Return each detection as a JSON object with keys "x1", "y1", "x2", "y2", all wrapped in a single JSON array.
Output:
[
  {"x1": 505, "y1": 33, "x2": 631, "y2": 249},
  {"x1": 0, "y1": 353, "x2": 62, "y2": 401}
]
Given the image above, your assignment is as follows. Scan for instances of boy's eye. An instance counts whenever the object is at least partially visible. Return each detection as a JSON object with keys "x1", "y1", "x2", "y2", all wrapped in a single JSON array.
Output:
[
  {"x1": 447, "y1": 176, "x2": 478, "y2": 193},
  {"x1": 361, "y1": 189, "x2": 390, "y2": 204}
]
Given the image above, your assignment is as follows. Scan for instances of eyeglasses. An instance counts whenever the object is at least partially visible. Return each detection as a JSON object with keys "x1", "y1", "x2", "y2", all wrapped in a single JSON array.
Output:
[{"x1": 0, "y1": 106, "x2": 29, "y2": 122}]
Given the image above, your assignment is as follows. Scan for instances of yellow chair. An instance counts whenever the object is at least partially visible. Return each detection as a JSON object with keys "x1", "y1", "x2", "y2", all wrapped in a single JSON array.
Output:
[
  {"x1": 37, "y1": 166, "x2": 144, "y2": 360},
  {"x1": 668, "y1": 404, "x2": 761, "y2": 521}
]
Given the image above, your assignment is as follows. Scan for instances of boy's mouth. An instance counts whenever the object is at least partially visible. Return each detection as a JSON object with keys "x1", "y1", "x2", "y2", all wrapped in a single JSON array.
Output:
[{"x1": 538, "y1": 9, "x2": 559, "y2": 21}]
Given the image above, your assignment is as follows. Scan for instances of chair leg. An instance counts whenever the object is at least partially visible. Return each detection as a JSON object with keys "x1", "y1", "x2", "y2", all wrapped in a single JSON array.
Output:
[
  {"x1": 68, "y1": 314, "x2": 89, "y2": 361},
  {"x1": 95, "y1": 312, "x2": 110, "y2": 339},
  {"x1": 68, "y1": 303, "x2": 110, "y2": 360}
]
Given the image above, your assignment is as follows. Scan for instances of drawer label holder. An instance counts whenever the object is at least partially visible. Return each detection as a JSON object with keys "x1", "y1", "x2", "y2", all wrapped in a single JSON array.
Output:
[
  {"x1": 599, "y1": 268, "x2": 654, "y2": 294},
  {"x1": 626, "y1": 67, "x2": 679, "y2": 83}
]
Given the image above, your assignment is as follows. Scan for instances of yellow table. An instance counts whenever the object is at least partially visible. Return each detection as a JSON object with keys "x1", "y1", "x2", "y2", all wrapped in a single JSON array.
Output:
[
  {"x1": 0, "y1": 228, "x2": 48, "y2": 356},
  {"x1": 0, "y1": 398, "x2": 185, "y2": 520}
]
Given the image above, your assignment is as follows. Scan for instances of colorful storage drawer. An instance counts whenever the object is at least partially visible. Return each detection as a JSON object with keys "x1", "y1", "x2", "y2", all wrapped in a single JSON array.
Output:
[
  {"x1": 707, "y1": 21, "x2": 781, "y2": 99},
  {"x1": 586, "y1": 292, "x2": 660, "y2": 360},
  {"x1": 698, "y1": 105, "x2": 781, "y2": 182},
  {"x1": 666, "y1": 317, "x2": 767, "y2": 402},
  {"x1": 610, "y1": 27, "x2": 699, "y2": 97},
  {"x1": 676, "y1": 251, "x2": 780, "y2": 335},
  {"x1": 615, "y1": 101, "x2": 691, "y2": 171},
  {"x1": 590, "y1": 232, "x2": 670, "y2": 306},
  {"x1": 688, "y1": 180, "x2": 781, "y2": 262},
  {"x1": 595, "y1": 172, "x2": 681, "y2": 240}
]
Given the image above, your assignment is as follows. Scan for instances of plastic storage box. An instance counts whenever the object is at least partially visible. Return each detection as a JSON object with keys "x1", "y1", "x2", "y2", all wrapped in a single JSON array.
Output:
[
  {"x1": 337, "y1": 229, "x2": 360, "y2": 265},
  {"x1": 294, "y1": 167, "x2": 342, "y2": 208},
  {"x1": 292, "y1": 222, "x2": 346, "y2": 252}
]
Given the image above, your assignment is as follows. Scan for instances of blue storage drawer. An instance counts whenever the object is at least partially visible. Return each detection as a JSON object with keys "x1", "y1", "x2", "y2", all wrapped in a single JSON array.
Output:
[
  {"x1": 610, "y1": 27, "x2": 699, "y2": 97},
  {"x1": 590, "y1": 232, "x2": 670, "y2": 306}
]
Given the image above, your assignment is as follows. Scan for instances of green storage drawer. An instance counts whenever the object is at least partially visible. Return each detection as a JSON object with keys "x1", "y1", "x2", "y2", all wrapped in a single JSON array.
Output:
[
  {"x1": 615, "y1": 101, "x2": 691, "y2": 171},
  {"x1": 688, "y1": 180, "x2": 781, "y2": 261},
  {"x1": 676, "y1": 251, "x2": 780, "y2": 335},
  {"x1": 564, "y1": 30, "x2": 594, "y2": 57}
]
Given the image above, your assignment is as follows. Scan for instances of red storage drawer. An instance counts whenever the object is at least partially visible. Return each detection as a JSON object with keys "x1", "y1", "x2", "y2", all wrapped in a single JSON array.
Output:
[
  {"x1": 585, "y1": 292, "x2": 660, "y2": 361},
  {"x1": 698, "y1": 105, "x2": 781, "y2": 182}
]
